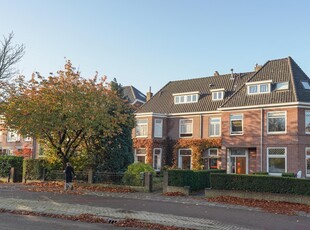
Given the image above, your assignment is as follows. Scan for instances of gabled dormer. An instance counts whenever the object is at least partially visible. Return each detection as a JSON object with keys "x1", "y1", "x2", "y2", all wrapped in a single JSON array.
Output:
[
  {"x1": 210, "y1": 88, "x2": 225, "y2": 101},
  {"x1": 246, "y1": 80, "x2": 272, "y2": 95},
  {"x1": 173, "y1": 91, "x2": 200, "y2": 104}
]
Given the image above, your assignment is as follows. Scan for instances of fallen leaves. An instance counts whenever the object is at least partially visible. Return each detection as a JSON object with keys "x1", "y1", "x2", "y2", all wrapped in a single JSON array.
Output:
[
  {"x1": 208, "y1": 196, "x2": 310, "y2": 215},
  {"x1": 163, "y1": 192, "x2": 186, "y2": 197},
  {"x1": 115, "y1": 219, "x2": 194, "y2": 230}
]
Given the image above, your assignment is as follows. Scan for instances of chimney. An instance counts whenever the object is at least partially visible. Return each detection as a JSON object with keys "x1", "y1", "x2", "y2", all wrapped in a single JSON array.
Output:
[
  {"x1": 254, "y1": 63, "x2": 262, "y2": 72},
  {"x1": 146, "y1": 87, "x2": 153, "y2": 102},
  {"x1": 230, "y1": 68, "x2": 234, "y2": 80},
  {"x1": 214, "y1": 71, "x2": 220, "y2": 77}
]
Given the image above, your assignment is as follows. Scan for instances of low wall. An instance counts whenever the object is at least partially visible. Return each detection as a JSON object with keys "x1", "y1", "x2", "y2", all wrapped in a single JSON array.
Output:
[
  {"x1": 165, "y1": 186, "x2": 190, "y2": 196},
  {"x1": 205, "y1": 189, "x2": 310, "y2": 205}
]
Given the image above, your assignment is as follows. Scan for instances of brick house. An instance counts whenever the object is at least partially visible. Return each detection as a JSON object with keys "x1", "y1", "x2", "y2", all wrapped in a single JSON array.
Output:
[{"x1": 133, "y1": 57, "x2": 310, "y2": 177}]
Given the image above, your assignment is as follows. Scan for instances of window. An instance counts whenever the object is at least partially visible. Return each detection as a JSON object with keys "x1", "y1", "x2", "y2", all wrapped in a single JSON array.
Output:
[
  {"x1": 173, "y1": 92, "x2": 199, "y2": 104},
  {"x1": 154, "y1": 119, "x2": 163, "y2": 138},
  {"x1": 249, "y1": 85, "x2": 257, "y2": 94},
  {"x1": 212, "y1": 91, "x2": 224, "y2": 101},
  {"x1": 135, "y1": 148, "x2": 146, "y2": 163},
  {"x1": 301, "y1": 81, "x2": 310, "y2": 90},
  {"x1": 153, "y1": 148, "x2": 162, "y2": 171},
  {"x1": 178, "y1": 149, "x2": 192, "y2": 169},
  {"x1": 306, "y1": 111, "x2": 310, "y2": 134},
  {"x1": 267, "y1": 111, "x2": 286, "y2": 134},
  {"x1": 230, "y1": 114, "x2": 243, "y2": 135},
  {"x1": 0, "y1": 148, "x2": 12, "y2": 155},
  {"x1": 260, "y1": 84, "x2": 269, "y2": 93},
  {"x1": 7, "y1": 130, "x2": 20, "y2": 142},
  {"x1": 24, "y1": 136, "x2": 32, "y2": 142},
  {"x1": 0, "y1": 131, "x2": 2, "y2": 143},
  {"x1": 275, "y1": 82, "x2": 289, "y2": 90},
  {"x1": 246, "y1": 80, "x2": 271, "y2": 95},
  {"x1": 306, "y1": 148, "x2": 310, "y2": 177},
  {"x1": 209, "y1": 117, "x2": 221, "y2": 137},
  {"x1": 205, "y1": 148, "x2": 221, "y2": 169},
  {"x1": 136, "y1": 119, "x2": 148, "y2": 137},
  {"x1": 267, "y1": 147, "x2": 286, "y2": 175},
  {"x1": 179, "y1": 119, "x2": 193, "y2": 137}
]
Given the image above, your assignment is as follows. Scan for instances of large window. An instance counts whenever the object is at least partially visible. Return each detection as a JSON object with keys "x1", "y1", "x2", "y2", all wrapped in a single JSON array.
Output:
[
  {"x1": 267, "y1": 147, "x2": 286, "y2": 175},
  {"x1": 179, "y1": 119, "x2": 193, "y2": 138},
  {"x1": 173, "y1": 92, "x2": 199, "y2": 104},
  {"x1": 178, "y1": 149, "x2": 192, "y2": 169},
  {"x1": 136, "y1": 119, "x2": 148, "y2": 137},
  {"x1": 306, "y1": 148, "x2": 310, "y2": 177},
  {"x1": 209, "y1": 117, "x2": 221, "y2": 137},
  {"x1": 6, "y1": 130, "x2": 20, "y2": 142},
  {"x1": 267, "y1": 111, "x2": 286, "y2": 134},
  {"x1": 246, "y1": 81, "x2": 271, "y2": 95},
  {"x1": 230, "y1": 114, "x2": 243, "y2": 135},
  {"x1": 135, "y1": 148, "x2": 146, "y2": 163},
  {"x1": 154, "y1": 119, "x2": 163, "y2": 138},
  {"x1": 153, "y1": 148, "x2": 162, "y2": 171},
  {"x1": 306, "y1": 111, "x2": 310, "y2": 134}
]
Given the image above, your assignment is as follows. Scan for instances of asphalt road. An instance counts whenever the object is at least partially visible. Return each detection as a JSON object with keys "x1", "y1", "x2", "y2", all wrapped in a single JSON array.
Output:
[{"x1": 0, "y1": 184, "x2": 309, "y2": 230}]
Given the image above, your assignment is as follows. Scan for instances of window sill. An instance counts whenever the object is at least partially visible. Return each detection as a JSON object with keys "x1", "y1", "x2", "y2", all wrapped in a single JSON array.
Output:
[
  {"x1": 267, "y1": 132, "x2": 287, "y2": 135},
  {"x1": 230, "y1": 133, "x2": 243, "y2": 136}
]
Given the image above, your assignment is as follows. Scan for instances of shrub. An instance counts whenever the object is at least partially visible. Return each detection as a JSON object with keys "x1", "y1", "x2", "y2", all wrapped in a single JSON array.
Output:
[
  {"x1": 0, "y1": 156, "x2": 23, "y2": 182},
  {"x1": 282, "y1": 172, "x2": 295, "y2": 178},
  {"x1": 122, "y1": 162, "x2": 155, "y2": 186},
  {"x1": 211, "y1": 173, "x2": 310, "y2": 196},
  {"x1": 252, "y1": 172, "x2": 269, "y2": 176},
  {"x1": 23, "y1": 159, "x2": 47, "y2": 181}
]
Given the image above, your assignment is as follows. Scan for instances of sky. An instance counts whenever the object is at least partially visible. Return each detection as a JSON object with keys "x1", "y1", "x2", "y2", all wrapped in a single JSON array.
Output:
[{"x1": 1, "y1": 0, "x2": 310, "y2": 94}]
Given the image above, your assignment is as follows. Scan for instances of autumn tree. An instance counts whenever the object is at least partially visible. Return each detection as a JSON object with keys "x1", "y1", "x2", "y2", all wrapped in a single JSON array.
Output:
[
  {"x1": 87, "y1": 78, "x2": 135, "y2": 172},
  {"x1": 1, "y1": 61, "x2": 135, "y2": 168},
  {"x1": 0, "y1": 32, "x2": 25, "y2": 81}
]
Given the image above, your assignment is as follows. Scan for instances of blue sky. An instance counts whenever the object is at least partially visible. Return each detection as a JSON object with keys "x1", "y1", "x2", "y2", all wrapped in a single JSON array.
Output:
[{"x1": 1, "y1": 0, "x2": 310, "y2": 94}]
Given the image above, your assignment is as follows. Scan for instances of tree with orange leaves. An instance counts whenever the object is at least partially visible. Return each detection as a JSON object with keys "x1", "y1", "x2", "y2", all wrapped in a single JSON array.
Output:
[{"x1": 1, "y1": 61, "x2": 135, "y2": 169}]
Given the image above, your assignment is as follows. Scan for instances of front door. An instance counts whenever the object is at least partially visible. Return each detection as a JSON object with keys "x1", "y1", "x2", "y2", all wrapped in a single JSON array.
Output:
[
  {"x1": 228, "y1": 149, "x2": 248, "y2": 174},
  {"x1": 236, "y1": 157, "x2": 246, "y2": 174}
]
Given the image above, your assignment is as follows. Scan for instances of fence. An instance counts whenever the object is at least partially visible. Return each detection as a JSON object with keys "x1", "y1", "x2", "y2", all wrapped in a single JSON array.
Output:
[
  {"x1": 46, "y1": 170, "x2": 88, "y2": 183},
  {"x1": 93, "y1": 172, "x2": 124, "y2": 184}
]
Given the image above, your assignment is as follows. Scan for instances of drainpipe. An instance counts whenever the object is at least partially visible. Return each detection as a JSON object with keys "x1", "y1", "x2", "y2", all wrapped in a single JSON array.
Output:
[
  {"x1": 200, "y1": 114, "x2": 202, "y2": 138},
  {"x1": 261, "y1": 108, "x2": 263, "y2": 172}
]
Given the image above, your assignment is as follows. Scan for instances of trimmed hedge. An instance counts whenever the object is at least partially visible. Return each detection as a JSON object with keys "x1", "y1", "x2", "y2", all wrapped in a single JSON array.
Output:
[
  {"x1": 282, "y1": 172, "x2": 295, "y2": 178},
  {"x1": 211, "y1": 173, "x2": 310, "y2": 196},
  {"x1": 0, "y1": 156, "x2": 23, "y2": 182},
  {"x1": 168, "y1": 169, "x2": 226, "y2": 191},
  {"x1": 23, "y1": 159, "x2": 47, "y2": 181}
]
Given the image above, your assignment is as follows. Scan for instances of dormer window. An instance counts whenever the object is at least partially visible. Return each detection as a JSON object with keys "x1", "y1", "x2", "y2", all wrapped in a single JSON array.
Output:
[
  {"x1": 173, "y1": 91, "x2": 199, "y2": 104},
  {"x1": 302, "y1": 81, "x2": 310, "y2": 90},
  {"x1": 275, "y1": 82, "x2": 289, "y2": 90},
  {"x1": 210, "y1": 88, "x2": 225, "y2": 101},
  {"x1": 246, "y1": 80, "x2": 272, "y2": 95}
]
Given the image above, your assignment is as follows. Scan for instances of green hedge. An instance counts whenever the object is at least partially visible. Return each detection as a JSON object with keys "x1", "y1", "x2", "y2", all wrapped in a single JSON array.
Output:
[
  {"x1": 211, "y1": 173, "x2": 310, "y2": 196},
  {"x1": 23, "y1": 159, "x2": 47, "y2": 181},
  {"x1": 0, "y1": 156, "x2": 23, "y2": 182},
  {"x1": 168, "y1": 169, "x2": 226, "y2": 191},
  {"x1": 282, "y1": 172, "x2": 295, "y2": 178}
]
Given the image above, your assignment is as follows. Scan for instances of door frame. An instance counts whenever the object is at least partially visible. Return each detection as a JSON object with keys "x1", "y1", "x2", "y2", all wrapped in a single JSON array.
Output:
[{"x1": 227, "y1": 148, "x2": 248, "y2": 174}]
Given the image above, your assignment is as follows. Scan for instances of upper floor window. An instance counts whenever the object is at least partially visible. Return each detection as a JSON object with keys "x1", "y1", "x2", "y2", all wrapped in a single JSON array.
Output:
[
  {"x1": 209, "y1": 117, "x2": 221, "y2": 137},
  {"x1": 301, "y1": 81, "x2": 310, "y2": 90},
  {"x1": 306, "y1": 111, "x2": 310, "y2": 134},
  {"x1": 275, "y1": 82, "x2": 289, "y2": 90},
  {"x1": 210, "y1": 89, "x2": 224, "y2": 101},
  {"x1": 136, "y1": 119, "x2": 148, "y2": 137},
  {"x1": 7, "y1": 130, "x2": 20, "y2": 142},
  {"x1": 154, "y1": 119, "x2": 163, "y2": 138},
  {"x1": 173, "y1": 91, "x2": 199, "y2": 104},
  {"x1": 246, "y1": 80, "x2": 271, "y2": 95},
  {"x1": 230, "y1": 114, "x2": 243, "y2": 135},
  {"x1": 179, "y1": 119, "x2": 193, "y2": 138},
  {"x1": 267, "y1": 111, "x2": 286, "y2": 134}
]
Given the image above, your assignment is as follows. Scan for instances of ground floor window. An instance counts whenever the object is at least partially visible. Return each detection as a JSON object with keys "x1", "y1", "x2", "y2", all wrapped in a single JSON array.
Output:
[
  {"x1": 153, "y1": 148, "x2": 162, "y2": 171},
  {"x1": 178, "y1": 149, "x2": 192, "y2": 169},
  {"x1": 306, "y1": 148, "x2": 310, "y2": 177},
  {"x1": 135, "y1": 148, "x2": 146, "y2": 163},
  {"x1": 267, "y1": 147, "x2": 286, "y2": 175},
  {"x1": 203, "y1": 148, "x2": 221, "y2": 169},
  {"x1": 0, "y1": 148, "x2": 13, "y2": 155}
]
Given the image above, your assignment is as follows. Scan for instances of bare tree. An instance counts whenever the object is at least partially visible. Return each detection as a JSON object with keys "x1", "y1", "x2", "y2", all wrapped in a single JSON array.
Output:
[{"x1": 0, "y1": 32, "x2": 25, "y2": 81}]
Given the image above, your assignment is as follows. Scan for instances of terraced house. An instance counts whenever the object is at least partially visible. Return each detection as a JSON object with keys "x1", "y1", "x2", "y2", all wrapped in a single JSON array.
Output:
[{"x1": 133, "y1": 57, "x2": 310, "y2": 178}]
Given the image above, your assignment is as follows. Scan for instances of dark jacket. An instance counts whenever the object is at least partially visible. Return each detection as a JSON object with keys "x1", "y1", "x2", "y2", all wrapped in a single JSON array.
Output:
[{"x1": 64, "y1": 165, "x2": 75, "y2": 183}]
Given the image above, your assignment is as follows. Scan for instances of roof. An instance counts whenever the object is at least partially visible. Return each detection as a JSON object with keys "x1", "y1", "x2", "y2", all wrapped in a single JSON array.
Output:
[
  {"x1": 137, "y1": 57, "x2": 310, "y2": 114},
  {"x1": 123, "y1": 86, "x2": 146, "y2": 104}
]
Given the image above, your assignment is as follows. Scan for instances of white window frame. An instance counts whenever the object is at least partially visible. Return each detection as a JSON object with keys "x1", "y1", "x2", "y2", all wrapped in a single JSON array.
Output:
[
  {"x1": 267, "y1": 111, "x2": 287, "y2": 134},
  {"x1": 24, "y1": 136, "x2": 32, "y2": 142},
  {"x1": 306, "y1": 148, "x2": 310, "y2": 177},
  {"x1": 209, "y1": 117, "x2": 221, "y2": 137},
  {"x1": 246, "y1": 80, "x2": 272, "y2": 95},
  {"x1": 6, "y1": 130, "x2": 20, "y2": 142},
  {"x1": 305, "y1": 110, "x2": 310, "y2": 134},
  {"x1": 136, "y1": 119, "x2": 148, "y2": 137},
  {"x1": 153, "y1": 148, "x2": 162, "y2": 171},
  {"x1": 173, "y1": 91, "x2": 199, "y2": 104},
  {"x1": 210, "y1": 88, "x2": 225, "y2": 101},
  {"x1": 179, "y1": 119, "x2": 193, "y2": 138},
  {"x1": 154, "y1": 119, "x2": 163, "y2": 138},
  {"x1": 135, "y1": 148, "x2": 146, "y2": 163},
  {"x1": 230, "y1": 114, "x2": 243, "y2": 135},
  {"x1": 267, "y1": 147, "x2": 287, "y2": 176},
  {"x1": 178, "y1": 148, "x2": 192, "y2": 169}
]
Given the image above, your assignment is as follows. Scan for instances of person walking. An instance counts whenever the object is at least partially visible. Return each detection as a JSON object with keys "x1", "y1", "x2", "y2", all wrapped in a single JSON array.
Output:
[{"x1": 64, "y1": 162, "x2": 75, "y2": 190}]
